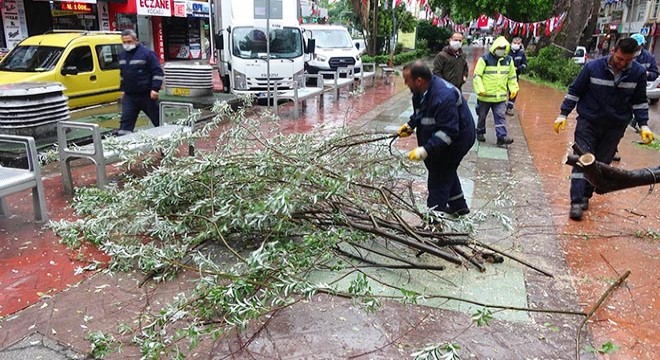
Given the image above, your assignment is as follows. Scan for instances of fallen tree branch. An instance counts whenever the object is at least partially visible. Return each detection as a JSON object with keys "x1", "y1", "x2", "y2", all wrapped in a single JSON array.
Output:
[
  {"x1": 575, "y1": 270, "x2": 631, "y2": 360},
  {"x1": 566, "y1": 143, "x2": 659, "y2": 194}
]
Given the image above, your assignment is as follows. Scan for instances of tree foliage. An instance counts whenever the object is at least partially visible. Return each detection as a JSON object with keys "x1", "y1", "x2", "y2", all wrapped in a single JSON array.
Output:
[
  {"x1": 416, "y1": 20, "x2": 452, "y2": 53},
  {"x1": 428, "y1": 0, "x2": 554, "y2": 23}
]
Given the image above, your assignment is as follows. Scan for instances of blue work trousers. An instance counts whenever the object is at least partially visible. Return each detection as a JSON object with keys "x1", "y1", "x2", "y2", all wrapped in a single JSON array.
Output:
[
  {"x1": 476, "y1": 100, "x2": 508, "y2": 139},
  {"x1": 120, "y1": 92, "x2": 160, "y2": 133},
  {"x1": 570, "y1": 119, "x2": 627, "y2": 204},
  {"x1": 424, "y1": 141, "x2": 473, "y2": 213}
]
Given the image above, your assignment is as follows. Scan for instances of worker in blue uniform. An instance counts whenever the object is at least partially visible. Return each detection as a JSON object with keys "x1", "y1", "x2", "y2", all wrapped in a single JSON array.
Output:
[
  {"x1": 631, "y1": 33, "x2": 659, "y2": 81},
  {"x1": 397, "y1": 61, "x2": 476, "y2": 216},
  {"x1": 612, "y1": 33, "x2": 657, "y2": 161},
  {"x1": 506, "y1": 37, "x2": 527, "y2": 116},
  {"x1": 118, "y1": 29, "x2": 164, "y2": 135},
  {"x1": 554, "y1": 37, "x2": 655, "y2": 221}
]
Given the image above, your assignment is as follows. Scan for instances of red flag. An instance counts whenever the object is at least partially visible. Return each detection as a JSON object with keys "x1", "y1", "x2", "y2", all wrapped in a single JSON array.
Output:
[
  {"x1": 521, "y1": 23, "x2": 527, "y2": 36},
  {"x1": 545, "y1": 19, "x2": 551, "y2": 36},
  {"x1": 432, "y1": 16, "x2": 439, "y2": 26},
  {"x1": 555, "y1": 14, "x2": 566, "y2": 33},
  {"x1": 477, "y1": 15, "x2": 489, "y2": 28},
  {"x1": 395, "y1": 0, "x2": 403, "y2": 6}
]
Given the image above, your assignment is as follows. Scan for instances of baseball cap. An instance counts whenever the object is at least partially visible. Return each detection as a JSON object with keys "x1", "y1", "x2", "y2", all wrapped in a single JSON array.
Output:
[{"x1": 631, "y1": 33, "x2": 646, "y2": 46}]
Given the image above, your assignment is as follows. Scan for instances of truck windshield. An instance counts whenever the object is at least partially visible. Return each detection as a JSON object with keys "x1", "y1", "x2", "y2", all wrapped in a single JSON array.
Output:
[
  {"x1": 232, "y1": 27, "x2": 303, "y2": 59},
  {"x1": 307, "y1": 29, "x2": 353, "y2": 49},
  {"x1": 0, "y1": 46, "x2": 64, "y2": 72}
]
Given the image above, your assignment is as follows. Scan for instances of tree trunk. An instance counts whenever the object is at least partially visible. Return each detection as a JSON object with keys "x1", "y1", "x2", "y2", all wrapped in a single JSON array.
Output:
[
  {"x1": 351, "y1": 0, "x2": 372, "y2": 54},
  {"x1": 580, "y1": 0, "x2": 602, "y2": 47},
  {"x1": 565, "y1": 144, "x2": 660, "y2": 193},
  {"x1": 538, "y1": 0, "x2": 594, "y2": 56}
]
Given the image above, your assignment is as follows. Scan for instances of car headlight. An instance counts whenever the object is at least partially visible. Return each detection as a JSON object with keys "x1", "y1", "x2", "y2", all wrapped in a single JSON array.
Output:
[
  {"x1": 314, "y1": 54, "x2": 327, "y2": 62},
  {"x1": 233, "y1": 70, "x2": 248, "y2": 90},
  {"x1": 293, "y1": 69, "x2": 305, "y2": 88}
]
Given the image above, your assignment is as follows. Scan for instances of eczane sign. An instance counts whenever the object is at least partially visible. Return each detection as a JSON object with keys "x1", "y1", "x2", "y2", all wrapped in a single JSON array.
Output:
[{"x1": 137, "y1": 0, "x2": 172, "y2": 17}]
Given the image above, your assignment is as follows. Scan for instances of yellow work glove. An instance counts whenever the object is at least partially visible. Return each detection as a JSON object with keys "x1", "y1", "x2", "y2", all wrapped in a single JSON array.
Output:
[
  {"x1": 554, "y1": 115, "x2": 567, "y2": 134},
  {"x1": 640, "y1": 125, "x2": 655, "y2": 144},
  {"x1": 408, "y1": 146, "x2": 428, "y2": 161},
  {"x1": 509, "y1": 90, "x2": 518, "y2": 99},
  {"x1": 397, "y1": 123, "x2": 414, "y2": 138}
]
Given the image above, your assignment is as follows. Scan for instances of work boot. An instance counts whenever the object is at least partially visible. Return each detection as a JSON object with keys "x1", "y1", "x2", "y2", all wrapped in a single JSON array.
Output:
[
  {"x1": 569, "y1": 203, "x2": 583, "y2": 220},
  {"x1": 581, "y1": 198, "x2": 589, "y2": 210},
  {"x1": 496, "y1": 137, "x2": 514, "y2": 145},
  {"x1": 477, "y1": 134, "x2": 486, "y2": 142},
  {"x1": 450, "y1": 207, "x2": 470, "y2": 216},
  {"x1": 505, "y1": 107, "x2": 514, "y2": 116}
]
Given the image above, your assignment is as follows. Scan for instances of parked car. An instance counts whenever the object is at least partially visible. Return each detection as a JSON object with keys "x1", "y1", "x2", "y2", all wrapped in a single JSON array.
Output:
[
  {"x1": 0, "y1": 31, "x2": 123, "y2": 109},
  {"x1": 353, "y1": 39, "x2": 366, "y2": 55},
  {"x1": 573, "y1": 46, "x2": 588, "y2": 65},
  {"x1": 646, "y1": 76, "x2": 660, "y2": 105},
  {"x1": 302, "y1": 24, "x2": 362, "y2": 75}
]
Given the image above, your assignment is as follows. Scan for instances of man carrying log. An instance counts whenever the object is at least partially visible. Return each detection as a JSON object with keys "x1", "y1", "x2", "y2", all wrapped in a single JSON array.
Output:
[{"x1": 553, "y1": 37, "x2": 655, "y2": 221}]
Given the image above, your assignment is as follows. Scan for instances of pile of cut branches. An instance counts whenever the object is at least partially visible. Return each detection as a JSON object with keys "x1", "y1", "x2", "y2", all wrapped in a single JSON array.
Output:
[{"x1": 51, "y1": 100, "x2": 526, "y2": 358}]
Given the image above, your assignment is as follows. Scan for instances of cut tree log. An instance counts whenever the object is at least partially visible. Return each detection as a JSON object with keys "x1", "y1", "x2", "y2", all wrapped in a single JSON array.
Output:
[{"x1": 565, "y1": 143, "x2": 660, "y2": 194}]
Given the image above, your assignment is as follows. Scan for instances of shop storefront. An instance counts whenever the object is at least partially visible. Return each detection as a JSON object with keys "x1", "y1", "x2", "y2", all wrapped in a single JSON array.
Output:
[
  {"x1": 162, "y1": 0, "x2": 210, "y2": 61},
  {"x1": 108, "y1": 0, "x2": 172, "y2": 62}
]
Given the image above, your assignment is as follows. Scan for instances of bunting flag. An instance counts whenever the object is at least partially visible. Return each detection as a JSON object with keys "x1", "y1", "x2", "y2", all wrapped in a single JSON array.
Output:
[
  {"x1": 473, "y1": 12, "x2": 568, "y2": 38},
  {"x1": 477, "y1": 15, "x2": 489, "y2": 28},
  {"x1": 395, "y1": 0, "x2": 403, "y2": 6}
]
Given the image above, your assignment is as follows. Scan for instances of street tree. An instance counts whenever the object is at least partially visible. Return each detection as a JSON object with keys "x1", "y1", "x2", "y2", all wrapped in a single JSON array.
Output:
[
  {"x1": 537, "y1": 0, "x2": 601, "y2": 55},
  {"x1": 428, "y1": 0, "x2": 553, "y2": 23}
]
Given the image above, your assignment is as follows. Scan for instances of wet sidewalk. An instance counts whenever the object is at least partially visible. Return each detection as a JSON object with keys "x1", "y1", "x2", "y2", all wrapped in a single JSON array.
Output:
[{"x1": 1, "y1": 52, "x2": 658, "y2": 359}]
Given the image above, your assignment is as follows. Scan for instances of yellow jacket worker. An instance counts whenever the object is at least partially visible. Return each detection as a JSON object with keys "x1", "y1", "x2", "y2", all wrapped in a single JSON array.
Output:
[{"x1": 473, "y1": 36, "x2": 519, "y2": 145}]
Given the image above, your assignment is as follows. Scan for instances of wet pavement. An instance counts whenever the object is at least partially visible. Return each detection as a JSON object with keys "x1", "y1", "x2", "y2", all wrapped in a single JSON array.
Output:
[{"x1": 0, "y1": 48, "x2": 658, "y2": 359}]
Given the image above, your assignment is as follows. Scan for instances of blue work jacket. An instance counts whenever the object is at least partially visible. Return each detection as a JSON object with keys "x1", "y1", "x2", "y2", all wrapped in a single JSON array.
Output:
[
  {"x1": 119, "y1": 44, "x2": 164, "y2": 94},
  {"x1": 560, "y1": 56, "x2": 649, "y2": 127},
  {"x1": 634, "y1": 48, "x2": 659, "y2": 81},
  {"x1": 407, "y1": 76, "x2": 475, "y2": 158}
]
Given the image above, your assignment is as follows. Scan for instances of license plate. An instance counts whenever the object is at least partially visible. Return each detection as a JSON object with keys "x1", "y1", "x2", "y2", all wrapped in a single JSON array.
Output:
[{"x1": 172, "y1": 87, "x2": 190, "y2": 96}]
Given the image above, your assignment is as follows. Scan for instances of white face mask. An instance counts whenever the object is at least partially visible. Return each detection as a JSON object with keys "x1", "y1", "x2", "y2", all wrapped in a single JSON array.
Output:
[
  {"x1": 511, "y1": 44, "x2": 521, "y2": 51},
  {"x1": 494, "y1": 49, "x2": 506, "y2": 57},
  {"x1": 634, "y1": 50, "x2": 641, "y2": 57},
  {"x1": 123, "y1": 43, "x2": 136, "y2": 51},
  {"x1": 449, "y1": 40, "x2": 462, "y2": 50}
]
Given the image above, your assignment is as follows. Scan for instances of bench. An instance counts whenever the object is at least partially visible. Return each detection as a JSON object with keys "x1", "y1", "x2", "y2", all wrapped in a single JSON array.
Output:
[
  {"x1": 0, "y1": 135, "x2": 48, "y2": 222},
  {"x1": 57, "y1": 101, "x2": 195, "y2": 194},
  {"x1": 358, "y1": 62, "x2": 376, "y2": 89},
  {"x1": 273, "y1": 74, "x2": 324, "y2": 118},
  {"x1": 379, "y1": 64, "x2": 395, "y2": 84},
  {"x1": 319, "y1": 67, "x2": 355, "y2": 98}
]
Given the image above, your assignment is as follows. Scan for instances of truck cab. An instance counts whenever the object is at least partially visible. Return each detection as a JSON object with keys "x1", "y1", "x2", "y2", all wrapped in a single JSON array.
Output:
[
  {"x1": 214, "y1": 0, "x2": 309, "y2": 98},
  {"x1": 301, "y1": 24, "x2": 362, "y2": 75}
]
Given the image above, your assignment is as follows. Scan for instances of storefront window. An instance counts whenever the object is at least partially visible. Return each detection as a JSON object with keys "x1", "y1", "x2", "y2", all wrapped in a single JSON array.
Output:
[
  {"x1": 116, "y1": 13, "x2": 137, "y2": 31},
  {"x1": 163, "y1": 16, "x2": 210, "y2": 60}
]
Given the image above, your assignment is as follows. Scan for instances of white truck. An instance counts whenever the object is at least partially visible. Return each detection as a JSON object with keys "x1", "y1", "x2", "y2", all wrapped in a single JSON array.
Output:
[
  {"x1": 301, "y1": 24, "x2": 362, "y2": 76},
  {"x1": 213, "y1": 0, "x2": 312, "y2": 97}
]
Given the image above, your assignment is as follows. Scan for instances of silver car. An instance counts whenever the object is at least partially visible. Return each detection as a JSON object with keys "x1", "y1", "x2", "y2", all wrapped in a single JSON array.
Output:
[{"x1": 647, "y1": 77, "x2": 660, "y2": 105}]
